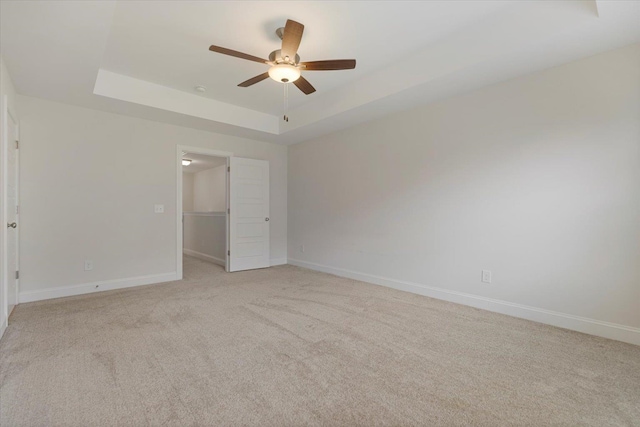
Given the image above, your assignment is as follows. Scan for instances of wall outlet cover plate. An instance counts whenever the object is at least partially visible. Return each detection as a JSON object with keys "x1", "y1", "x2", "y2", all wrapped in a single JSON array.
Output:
[{"x1": 482, "y1": 270, "x2": 492, "y2": 283}]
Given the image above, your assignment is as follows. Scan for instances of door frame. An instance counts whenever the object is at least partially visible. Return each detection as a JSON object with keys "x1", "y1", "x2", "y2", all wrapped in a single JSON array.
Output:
[
  {"x1": 1, "y1": 95, "x2": 19, "y2": 331},
  {"x1": 176, "y1": 145, "x2": 233, "y2": 278}
]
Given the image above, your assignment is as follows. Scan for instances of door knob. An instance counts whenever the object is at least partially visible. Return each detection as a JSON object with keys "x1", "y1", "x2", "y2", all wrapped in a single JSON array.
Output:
[
  {"x1": 265, "y1": 217, "x2": 270, "y2": 221},
  {"x1": 7, "y1": 222, "x2": 17, "y2": 228}
]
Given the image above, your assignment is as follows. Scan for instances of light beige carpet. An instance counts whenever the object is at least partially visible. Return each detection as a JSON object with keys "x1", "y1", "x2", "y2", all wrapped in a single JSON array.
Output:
[{"x1": 1, "y1": 256, "x2": 639, "y2": 426}]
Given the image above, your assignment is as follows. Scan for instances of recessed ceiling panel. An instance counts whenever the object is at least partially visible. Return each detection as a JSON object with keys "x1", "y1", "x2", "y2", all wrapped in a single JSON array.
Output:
[
  {"x1": 100, "y1": 1, "x2": 511, "y2": 115},
  {"x1": 3, "y1": 0, "x2": 639, "y2": 144}
]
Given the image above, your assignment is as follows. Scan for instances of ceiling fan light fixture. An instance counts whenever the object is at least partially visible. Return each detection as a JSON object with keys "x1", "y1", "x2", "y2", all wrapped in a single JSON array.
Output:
[
  {"x1": 208, "y1": 19, "x2": 355, "y2": 96},
  {"x1": 268, "y1": 63, "x2": 300, "y2": 83},
  {"x1": 182, "y1": 159, "x2": 192, "y2": 166}
]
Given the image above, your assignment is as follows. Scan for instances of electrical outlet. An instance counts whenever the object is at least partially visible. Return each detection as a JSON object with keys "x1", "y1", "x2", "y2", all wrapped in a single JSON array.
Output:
[
  {"x1": 300, "y1": 245, "x2": 305, "y2": 253},
  {"x1": 84, "y1": 260, "x2": 94, "y2": 271},
  {"x1": 154, "y1": 204, "x2": 165, "y2": 214},
  {"x1": 482, "y1": 270, "x2": 492, "y2": 283}
]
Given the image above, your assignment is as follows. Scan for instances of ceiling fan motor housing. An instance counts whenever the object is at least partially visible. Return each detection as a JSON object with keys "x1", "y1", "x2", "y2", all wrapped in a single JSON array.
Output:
[{"x1": 269, "y1": 49, "x2": 300, "y2": 65}]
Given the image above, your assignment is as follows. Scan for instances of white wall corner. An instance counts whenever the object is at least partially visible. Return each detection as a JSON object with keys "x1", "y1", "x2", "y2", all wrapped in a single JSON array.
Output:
[{"x1": 288, "y1": 258, "x2": 640, "y2": 347}]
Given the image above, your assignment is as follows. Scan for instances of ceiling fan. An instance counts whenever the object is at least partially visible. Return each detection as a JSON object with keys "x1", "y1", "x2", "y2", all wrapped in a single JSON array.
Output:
[{"x1": 208, "y1": 19, "x2": 356, "y2": 96}]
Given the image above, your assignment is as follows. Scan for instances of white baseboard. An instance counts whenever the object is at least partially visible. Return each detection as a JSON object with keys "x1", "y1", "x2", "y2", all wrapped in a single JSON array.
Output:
[
  {"x1": 270, "y1": 257, "x2": 288, "y2": 266},
  {"x1": 288, "y1": 258, "x2": 640, "y2": 346},
  {"x1": 18, "y1": 272, "x2": 179, "y2": 304},
  {"x1": 183, "y1": 249, "x2": 225, "y2": 267},
  {"x1": 0, "y1": 317, "x2": 6, "y2": 341}
]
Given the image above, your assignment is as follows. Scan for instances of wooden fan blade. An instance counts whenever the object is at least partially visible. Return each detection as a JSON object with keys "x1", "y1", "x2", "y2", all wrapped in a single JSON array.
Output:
[
  {"x1": 300, "y1": 59, "x2": 356, "y2": 71},
  {"x1": 293, "y1": 76, "x2": 316, "y2": 95},
  {"x1": 209, "y1": 45, "x2": 267, "y2": 64},
  {"x1": 281, "y1": 19, "x2": 304, "y2": 61},
  {"x1": 238, "y1": 72, "x2": 270, "y2": 87}
]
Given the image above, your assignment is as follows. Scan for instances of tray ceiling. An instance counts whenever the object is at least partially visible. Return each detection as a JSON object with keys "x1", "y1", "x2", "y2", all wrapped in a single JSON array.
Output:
[{"x1": 1, "y1": 1, "x2": 639, "y2": 144}]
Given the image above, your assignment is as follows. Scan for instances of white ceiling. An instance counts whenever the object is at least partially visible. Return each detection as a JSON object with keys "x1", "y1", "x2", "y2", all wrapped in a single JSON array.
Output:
[
  {"x1": 101, "y1": 1, "x2": 510, "y2": 115},
  {"x1": 182, "y1": 153, "x2": 226, "y2": 174},
  {"x1": 1, "y1": 1, "x2": 639, "y2": 145}
]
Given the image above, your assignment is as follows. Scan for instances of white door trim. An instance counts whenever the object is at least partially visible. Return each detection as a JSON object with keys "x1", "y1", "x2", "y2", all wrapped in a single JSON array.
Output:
[
  {"x1": 0, "y1": 95, "x2": 5, "y2": 336},
  {"x1": 8, "y1": 108, "x2": 19, "y2": 313},
  {"x1": 1, "y1": 95, "x2": 19, "y2": 336},
  {"x1": 176, "y1": 145, "x2": 233, "y2": 278}
]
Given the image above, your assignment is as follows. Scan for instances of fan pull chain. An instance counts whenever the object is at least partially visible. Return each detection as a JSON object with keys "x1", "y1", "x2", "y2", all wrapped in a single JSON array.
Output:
[{"x1": 283, "y1": 83, "x2": 289, "y2": 122}]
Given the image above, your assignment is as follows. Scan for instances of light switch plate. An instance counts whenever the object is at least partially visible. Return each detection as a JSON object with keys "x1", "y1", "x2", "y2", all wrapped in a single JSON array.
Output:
[{"x1": 154, "y1": 204, "x2": 165, "y2": 214}]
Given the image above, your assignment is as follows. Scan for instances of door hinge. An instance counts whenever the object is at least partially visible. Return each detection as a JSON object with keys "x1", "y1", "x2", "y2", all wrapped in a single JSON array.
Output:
[
  {"x1": 16, "y1": 205, "x2": 19, "y2": 214},
  {"x1": 227, "y1": 250, "x2": 230, "y2": 256},
  {"x1": 227, "y1": 166, "x2": 230, "y2": 172},
  {"x1": 15, "y1": 141, "x2": 19, "y2": 150},
  {"x1": 15, "y1": 271, "x2": 19, "y2": 280},
  {"x1": 227, "y1": 208, "x2": 230, "y2": 214}
]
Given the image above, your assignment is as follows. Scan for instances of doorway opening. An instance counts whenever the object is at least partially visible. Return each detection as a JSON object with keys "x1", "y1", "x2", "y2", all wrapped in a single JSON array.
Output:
[
  {"x1": 176, "y1": 145, "x2": 271, "y2": 278},
  {"x1": 181, "y1": 152, "x2": 228, "y2": 275}
]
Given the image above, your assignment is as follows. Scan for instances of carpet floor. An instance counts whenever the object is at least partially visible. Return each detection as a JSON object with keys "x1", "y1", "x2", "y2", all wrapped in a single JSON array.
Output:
[{"x1": 1, "y1": 256, "x2": 639, "y2": 426}]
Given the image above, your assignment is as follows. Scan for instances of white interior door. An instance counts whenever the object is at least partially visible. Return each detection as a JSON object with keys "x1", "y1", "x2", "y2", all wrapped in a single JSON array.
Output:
[
  {"x1": 5, "y1": 110, "x2": 19, "y2": 317},
  {"x1": 228, "y1": 157, "x2": 269, "y2": 272}
]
